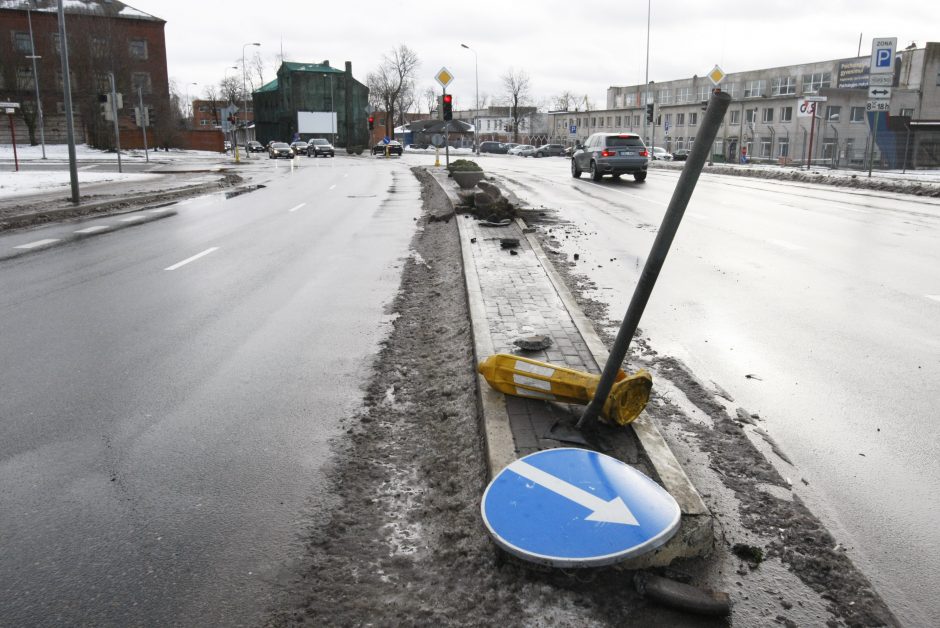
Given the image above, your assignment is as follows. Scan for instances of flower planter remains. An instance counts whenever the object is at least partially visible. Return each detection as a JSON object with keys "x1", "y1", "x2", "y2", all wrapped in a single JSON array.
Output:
[{"x1": 452, "y1": 170, "x2": 486, "y2": 189}]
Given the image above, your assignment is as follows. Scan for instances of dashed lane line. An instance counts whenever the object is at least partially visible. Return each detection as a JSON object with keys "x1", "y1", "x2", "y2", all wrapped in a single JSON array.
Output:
[
  {"x1": 329, "y1": 184, "x2": 336, "y2": 190},
  {"x1": 14, "y1": 238, "x2": 61, "y2": 249},
  {"x1": 74, "y1": 225, "x2": 110, "y2": 234},
  {"x1": 164, "y1": 247, "x2": 219, "y2": 271},
  {"x1": 119, "y1": 215, "x2": 145, "y2": 222},
  {"x1": 288, "y1": 203, "x2": 306, "y2": 213}
]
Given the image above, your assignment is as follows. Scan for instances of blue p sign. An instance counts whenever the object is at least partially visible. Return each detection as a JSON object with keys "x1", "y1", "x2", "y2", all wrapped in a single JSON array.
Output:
[{"x1": 876, "y1": 48, "x2": 892, "y2": 68}]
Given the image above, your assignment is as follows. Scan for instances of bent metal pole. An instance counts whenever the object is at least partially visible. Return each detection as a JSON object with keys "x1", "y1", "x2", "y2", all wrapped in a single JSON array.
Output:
[{"x1": 578, "y1": 90, "x2": 732, "y2": 429}]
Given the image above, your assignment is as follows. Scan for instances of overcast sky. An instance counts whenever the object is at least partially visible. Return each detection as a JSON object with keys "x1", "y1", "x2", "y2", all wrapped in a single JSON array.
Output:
[{"x1": 127, "y1": 0, "x2": 937, "y2": 110}]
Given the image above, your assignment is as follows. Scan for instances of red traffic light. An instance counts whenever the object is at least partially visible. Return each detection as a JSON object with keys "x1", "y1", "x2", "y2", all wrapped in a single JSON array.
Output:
[
  {"x1": 368, "y1": 116, "x2": 374, "y2": 123},
  {"x1": 443, "y1": 94, "x2": 452, "y2": 104}
]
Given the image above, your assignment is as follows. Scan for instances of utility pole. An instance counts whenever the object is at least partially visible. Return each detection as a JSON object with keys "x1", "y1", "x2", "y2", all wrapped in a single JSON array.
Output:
[
  {"x1": 108, "y1": 72, "x2": 122, "y2": 173},
  {"x1": 138, "y1": 86, "x2": 149, "y2": 163},
  {"x1": 26, "y1": 6, "x2": 46, "y2": 159},
  {"x1": 57, "y1": 0, "x2": 79, "y2": 203},
  {"x1": 642, "y1": 0, "x2": 650, "y2": 145}
]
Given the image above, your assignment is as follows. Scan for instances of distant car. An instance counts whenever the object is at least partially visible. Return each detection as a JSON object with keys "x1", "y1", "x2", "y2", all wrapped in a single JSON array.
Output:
[
  {"x1": 672, "y1": 148, "x2": 690, "y2": 161},
  {"x1": 268, "y1": 142, "x2": 294, "y2": 159},
  {"x1": 480, "y1": 141, "x2": 507, "y2": 154},
  {"x1": 564, "y1": 146, "x2": 576, "y2": 157},
  {"x1": 290, "y1": 140, "x2": 308, "y2": 156},
  {"x1": 535, "y1": 144, "x2": 566, "y2": 157},
  {"x1": 307, "y1": 138, "x2": 335, "y2": 158},
  {"x1": 508, "y1": 144, "x2": 532, "y2": 156},
  {"x1": 223, "y1": 140, "x2": 232, "y2": 151},
  {"x1": 570, "y1": 132, "x2": 649, "y2": 182},
  {"x1": 246, "y1": 141, "x2": 265, "y2": 153},
  {"x1": 502, "y1": 143, "x2": 520, "y2": 152},
  {"x1": 372, "y1": 140, "x2": 403, "y2": 156},
  {"x1": 517, "y1": 145, "x2": 538, "y2": 157},
  {"x1": 651, "y1": 147, "x2": 672, "y2": 161}
]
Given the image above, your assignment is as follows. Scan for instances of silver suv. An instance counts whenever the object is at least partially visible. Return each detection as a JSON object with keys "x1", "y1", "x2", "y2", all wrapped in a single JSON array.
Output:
[{"x1": 571, "y1": 133, "x2": 649, "y2": 182}]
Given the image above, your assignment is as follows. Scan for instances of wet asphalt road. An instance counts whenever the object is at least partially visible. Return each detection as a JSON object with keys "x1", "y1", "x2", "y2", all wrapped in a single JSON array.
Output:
[
  {"x1": 426, "y1": 153, "x2": 939, "y2": 626},
  {"x1": 0, "y1": 156, "x2": 420, "y2": 626}
]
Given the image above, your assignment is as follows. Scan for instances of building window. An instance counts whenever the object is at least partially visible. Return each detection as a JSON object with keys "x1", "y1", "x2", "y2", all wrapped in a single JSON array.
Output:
[
  {"x1": 729, "y1": 110, "x2": 740, "y2": 125},
  {"x1": 688, "y1": 136, "x2": 695, "y2": 150},
  {"x1": 129, "y1": 39, "x2": 148, "y2": 60},
  {"x1": 615, "y1": 115, "x2": 621, "y2": 126},
  {"x1": 822, "y1": 139, "x2": 836, "y2": 160},
  {"x1": 744, "y1": 80, "x2": 766, "y2": 98},
  {"x1": 12, "y1": 31, "x2": 31, "y2": 53},
  {"x1": 778, "y1": 137, "x2": 790, "y2": 157},
  {"x1": 780, "y1": 106, "x2": 793, "y2": 122},
  {"x1": 760, "y1": 137, "x2": 772, "y2": 157},
  {"x1": 676, "y1": 137, "x2": 684, "y2": 150},
  {"x1": 802, "y1": 72, "x2": 831, "y2": 93},
  {"x1": 91, "y1": 37, "x2": 108, "y2": 58},
  {"x1": 675, "y1": 87, "x2": 691, "y2": 103},
  {"x1": 825, "y1": 105, "x2": 841, "y2": 121},
  {"x1": 900, "y1": 108, "x2": 914, "y2": 117},
  {"x1": 676, "y1": 112, "x2": 685, "y2": 126},
  {"x1": 697, "y1": 85, "x2": 710, "y2": 102},
  {"x1": 16, "y1": 67, "x2": 33, "y2": 90},
  {"x1": 95, "y1": 72, "x2": 110, "y2": 93},
  {"x1": 132, "y1": 72, "x2": 152, "y2": 94},
  {"x1": 658, "y1": 88, "x2": 673, "y2": 105},
  {"x1": 771, "y1": 76, "x2": 796, "y2": 96},
  {"x1": 625, "y1": 93, "x2": 636, "y2": 106},
  {"x1": 849, "y1": 106, "x2": 864, "y2": 122},
  {"x1": 633, "y1": 114, "x2": 640, "y2": 126},
  {"x1": 745, "y1": 108, "x2": 757, "y2": 123},
  {"x1": 688, "y1": 112, "x2": 698, "y2": 126},
  {"x1": 723, "y1": 83, "x2": 737, "y2": 98},
  {"x1": 591, "y1": 117, "x2": 596, "y2": 126},
  {"x1": 762, "y1": 108, "x2": 774, "y2": 123},
  {"x1": 51, "y1": 33, "x2": 61, "y2": 55},
  {"x1": 607, "y1": 116, "x2": 612, "y2": 126},
  {"x1": 200, "y1": 119, "x2": 210, "y2": 126},
  {"x1": 664, "y1": 113, "x2": 672, "y2": 127},
  {"x1": 713, "y1": 138, "x2": 723, "y2": 157}
]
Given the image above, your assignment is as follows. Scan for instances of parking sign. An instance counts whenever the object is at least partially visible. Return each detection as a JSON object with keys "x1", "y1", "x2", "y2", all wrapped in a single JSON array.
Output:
[{"x1": 870, "y1": 37, "x2": 897, "y2": 74}]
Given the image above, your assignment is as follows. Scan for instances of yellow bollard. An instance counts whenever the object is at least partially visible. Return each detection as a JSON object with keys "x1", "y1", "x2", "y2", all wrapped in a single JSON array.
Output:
[
  {"x1": 478, "y1": 354, "x2": 652, "y2": 426},
  {"x1": 435, "y1": 146, "x2": 441, "y2": 167}
]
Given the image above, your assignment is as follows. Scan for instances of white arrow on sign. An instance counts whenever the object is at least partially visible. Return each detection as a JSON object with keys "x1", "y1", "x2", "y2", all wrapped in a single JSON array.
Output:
[{"x1": 507, "y1": 459, "x2": 640, "y2": 525}]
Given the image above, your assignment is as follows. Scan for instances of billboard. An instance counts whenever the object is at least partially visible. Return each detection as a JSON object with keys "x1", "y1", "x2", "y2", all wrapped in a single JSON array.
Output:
[
  {"x1": 297, "y1": 111, "x2": 337, "y2": 134},
  {"x1": 837, "y1": 60, "x2": 870, "y2": 89}
]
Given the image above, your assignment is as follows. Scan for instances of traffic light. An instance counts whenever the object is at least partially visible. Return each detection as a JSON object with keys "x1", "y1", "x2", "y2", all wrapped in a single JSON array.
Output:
[
  {"x1": 645, "y1": 103, "x2": 654, "y2": 123},
  {"x1": 368, "y1": 116, "x2": 374, "y2": 130},
  {"x1": 442, "y1": 94, "x2": 453, "y2": 121}
]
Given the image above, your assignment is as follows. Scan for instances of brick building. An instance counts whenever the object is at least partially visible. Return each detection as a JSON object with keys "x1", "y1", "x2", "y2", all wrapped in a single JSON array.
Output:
[
  {"x1": 0, "y1": 0, "x2": 171, "y2": 149},
  {"x1": 192, "y1": 99, "x2": 253, "y2": 131}
]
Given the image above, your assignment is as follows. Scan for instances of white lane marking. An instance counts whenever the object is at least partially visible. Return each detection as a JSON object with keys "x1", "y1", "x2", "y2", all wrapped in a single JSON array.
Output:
[
  {"x1": 164, "y1": 247, "x2": 219, "y2": 271},
  {"x1": 768, "y1": 238, "x2": 804, "y2": 251},
  {"x1": 506, "y1": 459, "x2": 639, "y2": 525},
  {"x1": 14, "y1": 238, "x2": 60, "y2": 249},
  {"x1": 927, "y1": 295, "x2": 940, "y2": 303},
  {"x1": 288, "y1": 202, "x2": 306, "y2": 213},
  {"x1": 79, "y1": 164, "x2": 98, "y2": 171},
  {"x1": 148, "y1": 208, "x2": 170, "y2": 213},
  {"x1": 75, "y1": 225, "x2": 110, "y2": 234},
  {"x1": 329, "y1": 184, "x2": 336, "y2": 190},
  {"x1": 119, "y1": 215, "x2": 145, "y2": 222}
]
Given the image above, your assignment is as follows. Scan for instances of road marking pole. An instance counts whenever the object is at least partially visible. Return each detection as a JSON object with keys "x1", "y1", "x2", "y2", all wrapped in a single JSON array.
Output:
[{"x1": 164, "y1": 247, "x2": 219, "y2": 271}]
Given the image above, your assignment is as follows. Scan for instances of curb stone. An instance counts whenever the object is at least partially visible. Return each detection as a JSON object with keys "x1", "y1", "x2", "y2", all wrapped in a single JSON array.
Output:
[{"x1": 425, "y1": 167, "x2": 714, "y2": 568}]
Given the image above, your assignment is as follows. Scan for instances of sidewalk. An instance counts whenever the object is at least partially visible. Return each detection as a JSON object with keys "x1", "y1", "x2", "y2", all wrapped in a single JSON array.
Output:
[{"x1": 428, "y1": 169, "x2": 713, "y2": 568}]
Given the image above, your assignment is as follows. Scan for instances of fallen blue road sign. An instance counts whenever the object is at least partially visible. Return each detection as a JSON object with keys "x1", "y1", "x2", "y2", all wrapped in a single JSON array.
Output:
[{"x1": 481, "y1": 448, "x2": 681, "y2": 567}]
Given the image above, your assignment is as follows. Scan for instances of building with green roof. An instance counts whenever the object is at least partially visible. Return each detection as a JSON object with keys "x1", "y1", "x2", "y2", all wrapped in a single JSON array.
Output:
[{"x1": 253, "y1": 60, "x2": 369, "y2": 150}]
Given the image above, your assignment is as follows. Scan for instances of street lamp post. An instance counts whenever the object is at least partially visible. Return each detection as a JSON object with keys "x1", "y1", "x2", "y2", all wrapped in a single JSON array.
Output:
[
  {"x1": 26, "y1": 6, "x2": 45, "y2": 159},
  {"x1": 242, "y1": 42, "x2": 260, "y2": 158},
  {"x1": 460, "y1": 43, "x2": 479, "y2": 154}
]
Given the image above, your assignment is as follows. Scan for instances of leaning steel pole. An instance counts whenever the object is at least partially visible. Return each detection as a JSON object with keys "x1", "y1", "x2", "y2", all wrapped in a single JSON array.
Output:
[
  {"x1": 578, "y1": 90, "x2": 732, "y2": 429},
  {"x1": 57, "y1": 0, "x2": 79, "y2": 203}
]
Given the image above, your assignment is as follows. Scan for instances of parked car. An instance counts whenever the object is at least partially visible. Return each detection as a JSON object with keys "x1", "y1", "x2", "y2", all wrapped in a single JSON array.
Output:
[
  {"x1": 246, "y1": 141, "x2": 265, "y2": 153},
  {"x1": 517, "y1": 145, "x2": 538, "y2": 157},
  {"x1": 535, "y1": 144, "x2": 567, "y2": 157},
  {"x1": 502, "y1": 143, "x2": 520, "y2": 152},
  {"x1": 570, "y1": 133, "x2": 649, "y2": 182},
  {"x1": 268, "y1": 142, "x2": 294, "y2": 159},
  {"x1": 651, "y1": 147, "x2": 672, "y2": 161},
  {"x1": 479, "y1": 141, "x2": 507, "y2": 154},
  {"x1": 307, "y1": 138, "x2": 335, "y2": 157},
  {"x1": 508, "y1": 144, "x2": 532, "y2": 156},
  {"x1": 671, "y1": 148, "x2": 690, "y2": 161},
  {"x1": 372, "y1": 140, "x2": 403, "y2": 156},
  {"x1": 290, "y1": 140, "x2": 308, "y2": 156}
]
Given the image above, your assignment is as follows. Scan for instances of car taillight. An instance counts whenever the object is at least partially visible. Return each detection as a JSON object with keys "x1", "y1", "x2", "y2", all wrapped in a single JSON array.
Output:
[
  {"x1": 601, "y1": 149, "x2": 616, "y2": 157},
  {"x1": 639, "y1": 150, "x2": 649, "y2": 157}
]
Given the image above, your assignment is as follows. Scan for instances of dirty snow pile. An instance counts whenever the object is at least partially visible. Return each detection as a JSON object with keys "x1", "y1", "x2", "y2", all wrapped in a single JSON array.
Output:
[{"x1": 0, "y1": 171, "x2": 157, "y2": 200}]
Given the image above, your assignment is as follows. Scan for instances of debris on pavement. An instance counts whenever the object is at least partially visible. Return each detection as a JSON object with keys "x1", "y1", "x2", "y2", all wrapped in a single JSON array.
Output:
[
  {"x1": 634, "y1": 572, "x2": 732, "y2": 617},
  {"x1": 513, "y1": 335, "x2": 553, "y2": 351},
  {"x1": 500, "y1": 238, "x2": 520, "y2": 249}
]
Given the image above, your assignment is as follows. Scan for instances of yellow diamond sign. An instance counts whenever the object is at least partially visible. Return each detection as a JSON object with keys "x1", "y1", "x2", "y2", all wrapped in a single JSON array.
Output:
[
  {"x1": 435, "y1": 67, "x2": 454, "y2": 88},
  {"x1": 708, "y1": 65, "x2": 725, "y2": 86}
]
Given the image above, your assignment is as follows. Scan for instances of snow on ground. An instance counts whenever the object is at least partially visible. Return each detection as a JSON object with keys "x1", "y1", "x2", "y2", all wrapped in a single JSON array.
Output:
[
  {"x1": 0, "y1": 143, "x2": 225, "y2": 163},
  {"x1": 404, "y1": 146, "x2": 475, "y2": 156},
  {"x1": 0, "y1": 171, "x2": 157, "y2": 199}
]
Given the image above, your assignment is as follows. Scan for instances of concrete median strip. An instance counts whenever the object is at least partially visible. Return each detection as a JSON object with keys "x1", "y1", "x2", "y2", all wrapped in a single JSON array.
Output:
[{"x1": 427, "y1": 167, "x2": 713, "y2": 568}]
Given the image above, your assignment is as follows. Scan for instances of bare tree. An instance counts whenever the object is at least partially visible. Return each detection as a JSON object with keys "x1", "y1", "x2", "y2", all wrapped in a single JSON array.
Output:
[
  {"x1": 203, "y1": 84, "x2": 221, "y2": 127},
  {"x1": 366, "y1": 44, "x2": 420, "y2": 139},
  {"x1": 501, "y1": 68, "x2": 531, "y2": 143},
  {"x1": 422, "y1": 86, "x2": 438, "y2": 116},
  {"x1": 249, "y1": 50, "x2": 266, "y2": 91},
  {"x1": 553, "y1": 91, "x2": 577, "y2": 111},
  {"x1": 219, "y1": 75, "x2": 241, "y2": 106}
]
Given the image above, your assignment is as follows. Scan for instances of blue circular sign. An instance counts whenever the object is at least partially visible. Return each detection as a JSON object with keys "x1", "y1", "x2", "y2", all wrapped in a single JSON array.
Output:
[{"x1": 481, "y1": 448, "x2": 680, "y2": 567}]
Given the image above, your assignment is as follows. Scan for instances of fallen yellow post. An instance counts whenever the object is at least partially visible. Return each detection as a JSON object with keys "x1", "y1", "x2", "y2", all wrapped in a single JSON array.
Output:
[{"x1": 477, "y1": 354, "x2": 652, "y2": 426}]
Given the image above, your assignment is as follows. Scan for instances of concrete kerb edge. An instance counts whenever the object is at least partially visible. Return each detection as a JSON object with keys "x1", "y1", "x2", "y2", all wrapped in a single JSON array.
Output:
[{"x1": 426, "y1": 168, "x2": 713, "y2": 566}]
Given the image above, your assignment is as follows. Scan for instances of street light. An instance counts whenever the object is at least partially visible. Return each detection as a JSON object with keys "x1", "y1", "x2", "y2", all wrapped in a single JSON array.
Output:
[
  {"x1": 460, "y1": 43, "x2": 479, "y2": 154},
  {"x1": 26, "y1": 5, "x2": 45, "y2": 159},
  {"x1": 242, "y1": 42, "x2": 260, "y2": 158}
]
